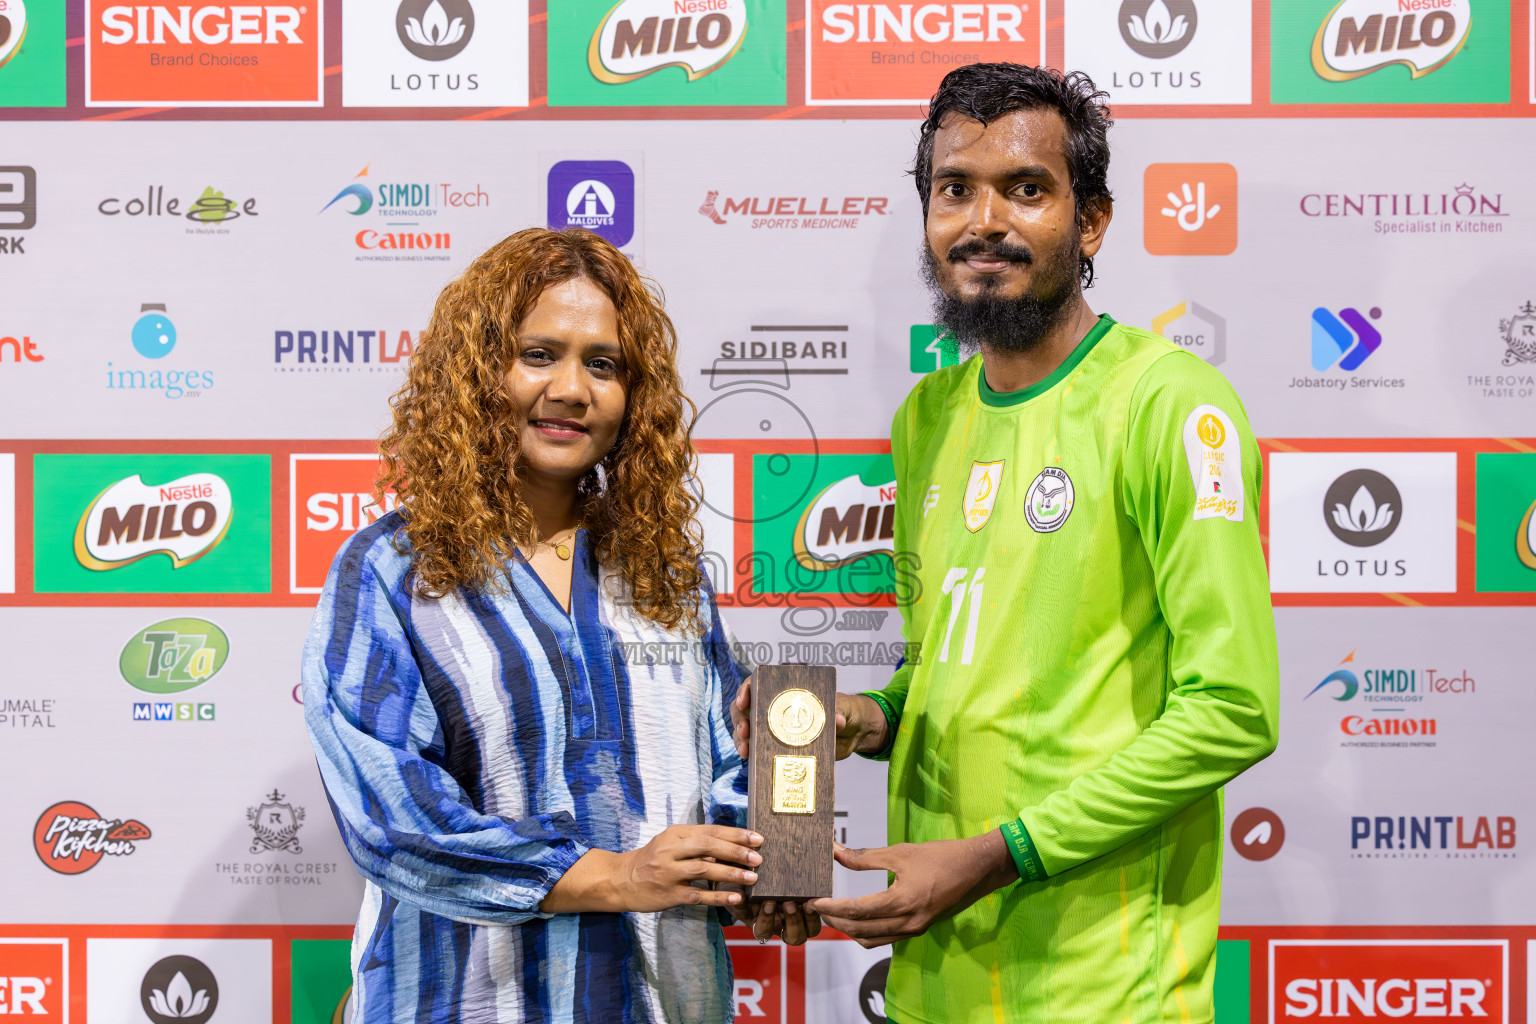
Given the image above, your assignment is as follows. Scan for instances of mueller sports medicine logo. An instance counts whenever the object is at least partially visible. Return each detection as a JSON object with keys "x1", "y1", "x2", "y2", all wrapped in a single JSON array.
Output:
[
  {"x1": 589, "y1": 0, "x2": 748, "y2": 84},
  {"x1": 86, "y1": 1, "x2": 323, "y2": 105},
  {"x1": 793, "y1": 474, "x2": 897, "y2": 571},
  {"x1": 33, "y1": 800, "x2": 151, "y2": 874},
  {"x1": 0, "y1": 939, "x2": 67, "y2": 1019},
  {"x1": 321, "y1": 164, "x2": 488, "y2": 261},
  {"x1": 74, "y1": 473, "x2": 232, "y2": 571},
  {"x1": 1312, "y1": 0, "x2": 1471, "y2": 83},
  {"x1": 699, "y1": 190, "x2": 889, "y2": 230},
  {"x1": 1272, "y1": 940, "x2": 1507, "y2": 1021},
  {"x1": 808, "y1": 2, "x2": 1044, "y2": 105}
]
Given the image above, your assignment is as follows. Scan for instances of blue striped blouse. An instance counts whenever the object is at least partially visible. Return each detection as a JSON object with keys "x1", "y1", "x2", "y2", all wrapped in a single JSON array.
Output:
[{"x1": 302, "y1": 512, "x2": 752, "y2": 1023}]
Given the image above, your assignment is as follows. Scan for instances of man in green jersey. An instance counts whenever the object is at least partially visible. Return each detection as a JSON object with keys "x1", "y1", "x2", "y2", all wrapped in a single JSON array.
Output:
[{"x1": 733, "y1": 64, "x2": 1278, "y2": 1022}]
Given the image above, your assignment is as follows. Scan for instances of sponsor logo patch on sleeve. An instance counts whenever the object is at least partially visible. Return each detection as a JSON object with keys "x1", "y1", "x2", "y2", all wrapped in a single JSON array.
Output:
[{"x1": 1183, "y1": 404, "x2": 1243, "y2": 521}]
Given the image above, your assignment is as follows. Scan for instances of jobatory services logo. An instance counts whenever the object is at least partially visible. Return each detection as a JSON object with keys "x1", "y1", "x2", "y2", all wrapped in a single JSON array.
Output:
[
  {"x1": 141, "y1": 955, "x2": 218, "y2": 1024},
  {"x1": 1271, "y1": 940, "x2": 1507, "y2": 1021},
  {"x1": 0, "y1": 939, "x2": 67, "y2": 1019},
  {"x1": 1299, "y1": 181, "x2": 1508, "y2": 237},
  {"x1": 33, "y1": 800, "x2": 151, "y2": 875},
  {"x1": 290, "y1": 454, "x2": 397, "y2": 592},
  {"x1": 699, "y1": 189, "x2": 890, "y2": 230},
  {"x1": 547, "y1": 0, "x2": 785, "y2": 106},
  {"x1": 0, "y1": 164, "x2": 35, "y2": 255},
  {"x1": 1151, "y1": 301, "x2": 1225, "y2": 365},
  {"x1": 0, "y1": 0, "x2": 65, "y2": 106},
  {"x1": 1350, "y1": 814, "x2": 1515, "y2": 859},
  {"x1": 1270, "y1": 0, "x2": 1509, "y2": 104},
  {"x1": 1230, "y1": 807, "x2": 1285, "y2": 861},
  {"x1": 1267, "y1": 452, "x2": 1457, "y2": 593},
  {"x1": 85, "y1": 0, "x2": 324, "y2": 106},
  {"x1": 1474, "y1": 453, "x2": 1536, "y2": 593},
  {"x1": 807, "y1": 2, "x2": 1044, "y2": 106},
  {"x1": 1290, "y1": 305, "x2": 1402, "y2": 392},
  {"x1": 1143, "y1": 163, "x2": 1236, "y2": 255},
  {"x1": 548, "y1": 160, "x2": 635, "y2": 247},
  {"x1": 33, "y1": 454, "x2": 271, "y2": 594},
  {"x1": 97, "y1": 185, "x2": 259, "y2": 233},
  {"x1": 342, "y1": 0, "x2": 529, "y2": 107},
  {"x1": 320, "y1": 164, "x2": 487, "y2": 262},
  {"x1": 1066, "y1": 0, "x2": 1252, "y2": 105}
]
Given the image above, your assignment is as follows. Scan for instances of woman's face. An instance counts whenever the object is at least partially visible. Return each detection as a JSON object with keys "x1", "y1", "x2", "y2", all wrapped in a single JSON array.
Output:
[{"x1": 505, "y1": 277, "x2": 628, "y2": 487}]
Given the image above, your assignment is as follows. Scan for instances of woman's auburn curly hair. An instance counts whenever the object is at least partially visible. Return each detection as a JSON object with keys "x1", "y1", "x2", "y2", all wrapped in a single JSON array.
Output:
[{"x1": 377, "y1": 226, "x2": 707, "y2": 631}]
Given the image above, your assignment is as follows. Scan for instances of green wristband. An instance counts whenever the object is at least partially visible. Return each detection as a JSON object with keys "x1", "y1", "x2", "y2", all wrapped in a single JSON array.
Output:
[
  {"x1": 856, "y1": 690, "x2": 899, "y2": 761},
  {"x1": 1001, "y1": 819, "x2": 1048, "y2": 883}
]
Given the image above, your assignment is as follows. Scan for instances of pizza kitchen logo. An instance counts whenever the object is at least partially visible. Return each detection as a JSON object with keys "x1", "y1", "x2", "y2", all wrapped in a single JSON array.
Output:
[
  {"x1": 33, "y1": 799, "x2": 152, "y2": 874},
  {"x1": 1311, "y1": 0, "x2": 1471, "y2": 83},
  {"x1": 74, "y1": 472, "x2": 233, "y2": 572},
  {"x1": 589, "y1": 0, "x2": 748, "y2": 84}
]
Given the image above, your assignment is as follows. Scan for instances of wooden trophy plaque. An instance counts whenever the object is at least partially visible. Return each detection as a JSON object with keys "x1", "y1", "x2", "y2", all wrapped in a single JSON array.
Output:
[{"x1": 746, "y1": 664, "x2": 836, "y2": 901}]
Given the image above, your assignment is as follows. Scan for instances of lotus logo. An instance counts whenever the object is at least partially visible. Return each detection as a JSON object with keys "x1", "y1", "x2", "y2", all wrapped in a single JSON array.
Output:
[
  {"x1": 74, "y1": 472, "x2": 233, "y2": 571},
  {"x1": 1312, "y1": 0, "x2": 1471, "y2": 82},
  {"x1": 396, "y1": 0, "x2": 474, "y2": 60},
  {"x1": 0, "y1": 0, "x2": 28, "y2": 68},
  {"x1": 588, "y1": 0, "x2": 749, "y2": 84},
  {"x1": 793, "y1": 474, "x2": 896, "y2": 571},
  {"x1": 1323, "y1": 469, "x2": 1402, "y2": 547},
  {"x1": 140, "y1": 956, "x2": 218, "y2": 1024},
  {"x1": 1120, "y1": 0, "x2": 1196, "y2": 58}
]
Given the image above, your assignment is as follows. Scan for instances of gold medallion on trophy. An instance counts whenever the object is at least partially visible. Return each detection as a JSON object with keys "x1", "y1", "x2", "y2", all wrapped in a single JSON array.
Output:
[{"x1": 766, "y1": 688, "x2": 826, "y2": 747}]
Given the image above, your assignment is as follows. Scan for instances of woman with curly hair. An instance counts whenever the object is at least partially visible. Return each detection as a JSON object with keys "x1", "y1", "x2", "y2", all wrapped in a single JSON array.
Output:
[{"x1": 302, "y1": 227, "x2": 811, "y2": 1024}]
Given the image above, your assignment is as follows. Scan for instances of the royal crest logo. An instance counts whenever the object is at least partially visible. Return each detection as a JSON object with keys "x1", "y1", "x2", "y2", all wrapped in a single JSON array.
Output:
[
  {"x1": 33, "y1": 800, "x2": 151, "y2": 874},
  {"x1": 588, "y1": 0, "x2": 748, "y2": 84},
  {"x1": 1024, "y1": 467, "x2": 1074, "y2": 533},
  {"x1": 74, "y1": 472, "x2": 233, "y2": 571},
  {"x1": 1311, "y1": 0, "x2": 1471, "y2": 82},
  {"x1": 792, "y1": 474, "x2": 896, "y2": 570},
  {"x1": 1499, "y1": 301, "x2": 1536, "y2": 366},
  {"x1": 963, "y1": 461, "x2": 1004, "y2": 533},
  {"x1": 248, "y1": 789, "x2": 305, "y2": 854}
]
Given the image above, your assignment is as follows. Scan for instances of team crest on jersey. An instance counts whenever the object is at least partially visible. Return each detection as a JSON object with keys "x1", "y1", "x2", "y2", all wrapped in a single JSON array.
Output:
[
  {"x1": 1024, "y1": 467, "x2": 1074, "y2": 533},
  {"x1": 963, "y1": 461, "x2": 1004, "y2": 532},
  {"x1": 1183, "y1": 404, "x2": 1244, "y2": 521}
]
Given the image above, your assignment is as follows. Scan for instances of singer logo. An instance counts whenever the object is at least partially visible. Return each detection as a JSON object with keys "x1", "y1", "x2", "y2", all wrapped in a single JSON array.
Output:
[
  {"x1": 86, "y1": 0, "x2": 324, "y2": 106},
  {"x1": 1271, "y1": 940, "x2": 1507, "y2": 1021},
  {"x1": 290, "y1": 454, "x2": 397, "y2": 593},
  {"x1": 1144, "y1": 162, "x2": 1237, "y2": 255},
  {"x1": 0, "y1": 939, "x2": 67, "y2": 1019}
]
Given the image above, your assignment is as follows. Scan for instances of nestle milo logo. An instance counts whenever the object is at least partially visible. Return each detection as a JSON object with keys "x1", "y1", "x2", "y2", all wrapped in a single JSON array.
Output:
[
  {"x1": 589, "y1": 0, "x2": 748, "y2": 83},
  {"x1": 120, "y1": 618, "x2": 230, "y2": 694},
  {"x1": 73, "y1": 472, "x2": 233, "y2": 571}
]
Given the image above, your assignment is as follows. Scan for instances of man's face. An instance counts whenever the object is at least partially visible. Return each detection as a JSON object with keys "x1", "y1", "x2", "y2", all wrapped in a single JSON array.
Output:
[{"x1": 923, "y1": 106, "x2": 1102, "y2": 310}]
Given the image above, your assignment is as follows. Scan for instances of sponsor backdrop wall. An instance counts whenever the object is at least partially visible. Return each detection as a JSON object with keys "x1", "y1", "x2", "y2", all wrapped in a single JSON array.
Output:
[{"x1": 3, "y1": 1, "x2": 1536, "y2": 1022}]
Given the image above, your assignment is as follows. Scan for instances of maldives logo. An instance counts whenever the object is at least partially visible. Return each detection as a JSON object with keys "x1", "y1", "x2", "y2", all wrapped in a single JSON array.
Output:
[
  {"x1": 33, "y1": 800, "x2": 151, "y2": 874},
  {"x1": 1272, "y1": 940, "x2": 1507, "y2": 1021},
  {"x1": 74, "y1": 473, "x2": 232, "y2": 571},
  {"x1": 588, "y1": 0, "x2": 748, "y2": 84},
  {"x1": 1311, "y1": 306, "x2": 1382, "y2": 371},
  {"x1": 1311, "y1": 0, "x2": 1471, "y2": 82},
  {"x1": 85, "y1": 1, "x2": 324, "y2": 106},
  {"x1": 547, "y1": 160, "x2": 634, "y2": 247},
  {"x1": 792, "y1": 473, "x2": 896, "y2": 570}
]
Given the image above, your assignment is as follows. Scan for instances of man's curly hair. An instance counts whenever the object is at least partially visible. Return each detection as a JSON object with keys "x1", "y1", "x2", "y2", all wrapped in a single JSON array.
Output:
[{"x1": 377, "y1": 227, "x2": 706, "y2": 630}]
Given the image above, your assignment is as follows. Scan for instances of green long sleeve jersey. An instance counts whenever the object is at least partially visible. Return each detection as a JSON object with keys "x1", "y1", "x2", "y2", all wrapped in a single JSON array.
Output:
[{"x1": 867, "y1": 316, "x2": 1279, "y2": 1024}]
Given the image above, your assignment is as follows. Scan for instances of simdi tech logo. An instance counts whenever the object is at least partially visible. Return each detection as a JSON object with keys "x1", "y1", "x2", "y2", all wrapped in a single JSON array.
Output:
[
  {"x1": 320, "y1": 163, "x2": 488, "y2": 262},
  {"x1": 342, "y1": 0, "x2": 530, "y2": 107},
  {"x1": 1271, "y1": 940, "x2": 1507, "y2": 1022},
  {"x1": 807, "y1": 2, "x2": 1046, "y2": 106},
  {"x1": 85, "y1": 1, "x2": 324, "y2": 106},
  {"x1": 291, "y1": 454, "x2": 398, "y2": 593},
  {"x1": 547, "y1": 0, "x2": 785, "y2": 107},
  {"x1": 32, "y1": 454, "x2": 271, "y2": 594},
  {"x1": 1270, "y1": 0, "x2": 1509, "y2": 105},
  {"x1": 1143, "y1": 162, "x2": 1236, "y2": 255},
  {"x1": 0, "y1": 939, "x2": 67, "y2": 1019},
  {"x1": 0, "y1": 0, "x2": 66, "y2": 106}
]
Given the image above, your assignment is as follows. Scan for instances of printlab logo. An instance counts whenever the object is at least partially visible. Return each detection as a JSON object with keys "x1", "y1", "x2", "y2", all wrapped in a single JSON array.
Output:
[
  {"x1": 1120, "y1": 0, "x2": 1196, "y2": 58},
  {"x1": 248, "y1": 789, "x2": 305, "y2": 854},
  {"x1": 548, "y1": 160, "x2": 634, "y2": 247},
  {"x1": 699, "y1": 190, "x2": 890, "y2": 231},
  {"x1": 1350, "y1": 813, "x2": 1515, "y2": 858},
  {"x1": 1323, "y1": 469, "x2": 1401, "y2": 547},
  {"x1": 0, "y1": 165, "x2": 35, "y2": 255},
  {"x1": 1143, "y1": 163, "x2": 1236, "y2": 255},
  {"x1": 397, "y1": 0, "x2": 472, "y2": 59},
  {"x1": 859, "y1": 957, "x2": 890, "y2": 1023},
  {"x1": 1152, "y1": 301, "x2": 1225, "y2": 365},
  {"x1": 1311, "y1": 0, "x2": 1470, "y2": 83},
  {"x1": 141, "y1": 955, "x2": 218, "y2": 1024},
  {"x1": 1229, "y1": 806, "x2": 1284, "y2": 861},
  {"x1": 321, "y1": 164, "x2": 487, "y2": 260},
  {"x1": 274, "y1": 326, "x2": 418, "y2": 372},
  {"x1": 33, "y1": 800, "x2": 151, "y2": 874}
]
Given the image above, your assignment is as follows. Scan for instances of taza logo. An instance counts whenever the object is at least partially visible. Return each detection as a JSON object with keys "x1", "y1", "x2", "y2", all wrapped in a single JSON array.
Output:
[
  {"x1": 1312, "y1": 0, "x2": 1471, "y2": 82},
  {"x1": 74, "y1": 472, "x2": 233, "y2": 571},
  {"x1": 141, "y1": 955, "x2": 218, "y2": 1024},
  {"x1": 589, "y1": 0, "x2": 748, "y2": 84},
  {"x1": 1120, "y1": 0, "x2": 1196, "y2": 58},
  {"x1": 248, "y1": 789, "x2": 305, "y2": 854},
  {"x1": 33, "y1": 800, "x2": 151, "y2": 874},
  {"x1": 1323, "y1": 469, "x2": 1401, "y2": 546},
  {"x1": 397, "y1": 0, "x2": 473, "y2": 60},
  {"x1": 120, "y1": 617, "x2": 230, "y2": 694}
]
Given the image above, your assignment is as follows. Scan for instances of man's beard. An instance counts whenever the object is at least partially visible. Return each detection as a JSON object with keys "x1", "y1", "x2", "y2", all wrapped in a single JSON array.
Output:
[{"x1": 920, "y1": 231, "x2": 1082, "y2": 355}]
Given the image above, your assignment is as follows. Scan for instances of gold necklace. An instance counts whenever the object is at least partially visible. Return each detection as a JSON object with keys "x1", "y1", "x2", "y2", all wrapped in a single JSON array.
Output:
[{"x1": 544, "y1": 528, "x2": 577, "y2": 561}]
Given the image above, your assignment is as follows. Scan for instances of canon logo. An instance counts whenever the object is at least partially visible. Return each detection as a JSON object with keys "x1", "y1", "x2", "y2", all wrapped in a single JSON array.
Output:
[
  {"x1": 99, "y1": 4, "x2": 305, "y2": 45},
  {"x1": 1284, "y1": 977, "x2": 1487, "y2": 1018},
  {"x1": 820, "y1": 3, "x2": 1031, "y2": 43}
]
